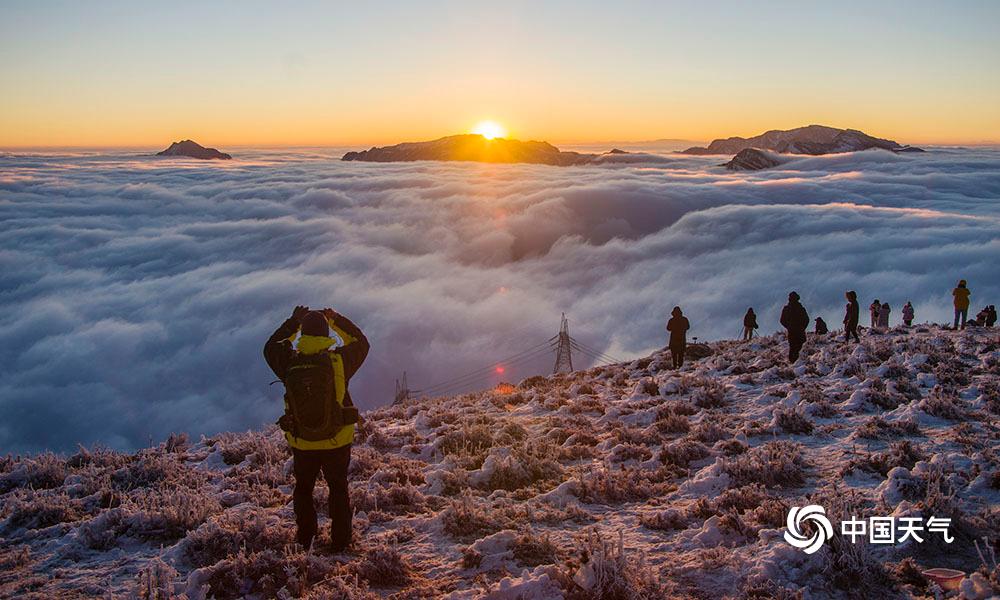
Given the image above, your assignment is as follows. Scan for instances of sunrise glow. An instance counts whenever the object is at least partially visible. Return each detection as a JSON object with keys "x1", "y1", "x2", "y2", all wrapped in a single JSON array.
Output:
[{"x1": 471, "y1": 121, "x2": 506, "y2": 140}]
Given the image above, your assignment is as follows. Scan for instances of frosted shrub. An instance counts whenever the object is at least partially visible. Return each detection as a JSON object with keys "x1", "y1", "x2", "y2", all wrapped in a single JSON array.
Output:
[
  {"x1": 354, "y1": 542, "x2": 411, "y2": 586},
  {"x1": 722, "y1": 441, "x2": 808, "y2": 488},
  {"x1": 854, "y1": 416, "x2": 920, "y2": 440},
  {"x1": 0, "y1": 453, "x2": 67, "y2": 493},
  {"x1": 351, "y1": 482, "x2": 426, "y2": 515},
  {"x1": 639, "y1": 509, "x2": 686, "y2": 531},
  {"x1": 134, "y1": 557, "x2": 179, "y2": 600},
  {"x1": 6, "y1": 491, "x2": 80, "y2": 530},
  {"x1": 438, "y1": 424, "x2": 493, "y2": 456},
  {"x1": 693, "y1": 380, "x2": 728, "y2": 409},
  {"x1": 919, "y1": 388, "x2": 968, "y2": 420},
  {"x1": 774, "y1": 407, "x2": 814, "y2": 435},
  {"x1": 441, "y1": 493, "x2": 510, "y2": 539},
  {"x1": 691, "y1": 420, "x2": 731, "y2": 443},
  {"x1": 658, "y1": 439, "x2": 710, "y2": 469},
  {"x1": 653, "y1": 407, "x2": 690, "y2": 434},
  {"x1": 557, "y1": 530, "x2": 667, "y2": 599},
  {"x1": 575, "y1": 464, "x2": 674, "y2": 504},
  {"x1": 715, "y1": 483, "x2": 767, "y2": 512},
  {"x1": 198, "y1": 547, "x2": 335, "y2": 600},
  {"x1": 844, "y1": 441, "x2": 924, "y2": 477},
  {"x1": 609, "y1": 444, "x2": 652, "y2": 464},
  {"x1": 123, "y1": 488, "x2": 221, "y2": 541},
  {"x1": 182, "y1": 507, "x2": 294, "y2": 568},
  {"x1": 512, "y1": 529, "x2": 559, "y2": 567}
]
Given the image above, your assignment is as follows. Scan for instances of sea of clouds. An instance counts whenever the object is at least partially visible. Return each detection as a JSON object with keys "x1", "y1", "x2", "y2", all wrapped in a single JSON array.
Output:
[{"x1": 2, "y1": 146, "x2": 998, "y2": 453}]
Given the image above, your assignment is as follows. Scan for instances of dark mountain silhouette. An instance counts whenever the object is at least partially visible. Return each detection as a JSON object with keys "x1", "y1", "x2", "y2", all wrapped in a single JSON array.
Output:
[
  {"x1": 342, "y1": 134, "x2": 597, "y2": 166},
  {"x1": 156, "y1": 140, "x2": 232, "y2": 160},
  {"x1": 682, "y1": 125, "x2": 923, "y2": 156},
  {"x1": 723, "y1": 148, "x2": 783, "y2": 170}
]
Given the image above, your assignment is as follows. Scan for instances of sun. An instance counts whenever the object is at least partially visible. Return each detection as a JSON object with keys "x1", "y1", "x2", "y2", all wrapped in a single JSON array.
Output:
[{"x1": 471, "y1": 120, "x2": 506, "y2": 140}]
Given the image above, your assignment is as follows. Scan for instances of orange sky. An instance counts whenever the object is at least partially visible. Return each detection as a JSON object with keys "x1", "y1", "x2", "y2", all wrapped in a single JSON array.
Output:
[{"x1": 2, "y1": 2, "x2": 999, "y2": 147}]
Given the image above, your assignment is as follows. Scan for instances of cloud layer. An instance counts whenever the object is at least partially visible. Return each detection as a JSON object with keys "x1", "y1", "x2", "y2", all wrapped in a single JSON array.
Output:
[{"x1": 2, "y1": 147, "x2": 998, "y2": 453}]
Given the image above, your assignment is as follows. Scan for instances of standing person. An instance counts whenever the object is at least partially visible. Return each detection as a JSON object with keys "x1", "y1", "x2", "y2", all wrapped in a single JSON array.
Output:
[
  {"x1": 264, "y1": 305, "x2": 370, "y2": 552},
  {"x1": 780, "y1": 291, "x2": 809, "y2": 363},
  {"x1": 844, "y1": 290, "x2": 861, "y2": 343},
  {"x1": 987, "y1": 305, "x2": 997, "y2": 328},
  {"x1": 742, "y1": 308, "x2": 758, "y2": 341},
  {"x1": 902, "y1": 302, "x2": 915, "y2": 327},
  {"x1": 666, "y1": 306, "x2": 690, "y2": 369},
  {"x1": 952, "y1": 280, "x2": 971, "y2": 330},
  {"x1": 878, "y1": 302, "x2": 891, "y2": 329},
  {"x1": 814, "y1": 317, "x2": 828, "y2": 335},
  {"x1": 869, "y1": 299, "x2": 881, "y2": 329}
]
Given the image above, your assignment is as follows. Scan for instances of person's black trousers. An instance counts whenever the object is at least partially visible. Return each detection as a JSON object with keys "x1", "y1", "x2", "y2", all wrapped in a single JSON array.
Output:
[
  {"x1": 788, "y1": 332, "x2": 805, "y2": 363},
  {"x1": 292, "y1": 444, "x2": 352, "y2": 550},
  {"x1": 844, "y1": 322, "x2": 860, "y2": 343},
  {"x1": 670, "y1": 346, "x2": 685, "y2": 368}
]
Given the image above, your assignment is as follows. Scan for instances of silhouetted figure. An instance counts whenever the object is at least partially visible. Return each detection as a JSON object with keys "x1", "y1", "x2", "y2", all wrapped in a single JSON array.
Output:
[
  {"x1": 264, "y1": 305, "x2": 370, "y2": 552},
  {"x1": 666, "y1": 306, "x2": 690, "y2": 369},
  {"x1": 878, "y1": 302, "x2": 891, "y2": 329},
  {"x1": 987, "y1": 305, "x2": 997, "y2": 328},
  {"x1": 814, "y1": 317, "x2": 828, "y2": 335},
  {"x1": 742, "y1": 308, "x2": 758, "y2": 341},
  {"x1": 902, "y1": 302, "x2": 914, "y2": 327},
  {"x1": 869, "y1": 299, "x2": 880, "y2": 329},
  {"x1": 952, "y1": 280, "x2": 970, "y2": 329},
  {"x1": 974, "y1": 307, "x2": 989, "y2": 327},
  {"x1": 843, "y1": 290, "x2": 860, "y2": 343},
  {"x1": 780, "y1": 291, "x2": 809, "y2": 363}
]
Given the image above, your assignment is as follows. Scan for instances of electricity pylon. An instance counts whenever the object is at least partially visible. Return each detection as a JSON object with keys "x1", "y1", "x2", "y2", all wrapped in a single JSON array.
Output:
[
  {"x1": 552, "y1": 313, "x2": 574, "y2": 374},
  {"x1": 394, "y1": 371, "x2": 411, "y2": 404}
]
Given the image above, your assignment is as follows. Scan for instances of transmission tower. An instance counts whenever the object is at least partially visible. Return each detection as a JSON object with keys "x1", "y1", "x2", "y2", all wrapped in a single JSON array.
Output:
[
  {"x1": 552, "y1": 313, "x2": 574, "y2": 374},
  {"x1": 394, "y1": 371, "x2": 411, "y2": 404}
]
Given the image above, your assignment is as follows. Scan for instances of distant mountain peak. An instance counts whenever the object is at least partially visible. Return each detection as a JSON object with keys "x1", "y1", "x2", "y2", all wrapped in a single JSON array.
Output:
[
  {"x1": 681, "y1": 125, "x2": 922, "y2": 157},
  {"x1": 156, "y1": 140, "x2": 232, "y2": 160}
]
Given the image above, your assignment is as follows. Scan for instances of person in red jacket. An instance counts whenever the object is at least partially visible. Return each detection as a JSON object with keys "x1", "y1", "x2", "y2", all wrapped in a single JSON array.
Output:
[{"x1": 264, "y1": 305, "x2": 370, "y2": 552}]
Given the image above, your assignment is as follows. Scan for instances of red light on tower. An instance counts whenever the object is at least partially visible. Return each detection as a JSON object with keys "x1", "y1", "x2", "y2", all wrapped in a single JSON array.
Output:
[{"x1": 495, "y1": 366, "x2": 505, "y2": 374}]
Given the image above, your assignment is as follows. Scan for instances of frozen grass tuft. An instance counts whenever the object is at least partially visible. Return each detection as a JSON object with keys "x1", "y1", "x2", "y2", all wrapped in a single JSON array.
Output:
[{"x1": 722, "y1": 441, "x2": 808, "y2": 488}]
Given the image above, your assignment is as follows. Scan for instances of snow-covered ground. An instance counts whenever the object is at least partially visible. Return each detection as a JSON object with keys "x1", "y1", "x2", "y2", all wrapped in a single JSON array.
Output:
[{"x1": 2, "y1": 325, "x2": 998, "y2": 599}]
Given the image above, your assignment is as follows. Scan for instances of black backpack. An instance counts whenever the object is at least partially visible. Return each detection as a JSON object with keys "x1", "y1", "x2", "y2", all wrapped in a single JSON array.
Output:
[{"x1": 281, "y1": 351, "x2": 358, "y2": 441}]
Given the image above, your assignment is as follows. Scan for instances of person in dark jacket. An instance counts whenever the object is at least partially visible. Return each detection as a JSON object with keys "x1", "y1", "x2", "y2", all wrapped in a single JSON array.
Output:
[
  {"x1": 814, "y1": 317, "x2": 828, "y2": 335},
  {"x1": 780, "y1": 291, "x2": 809, "y2": 363},
  {"x1": 902, "y1": 302, "x2": 914, "y2": 327},
  {"x1": 742, "y1": 308, "x2": 758, "y2": 341},
  {"x1": 843, "y1": 290, "x2": 860, "y2": 343},
  {"x1": 869, "y1": 299, "x2": 880, "y2": 329},
  {"x1": 987, "y1": 305, "x2": 997, "y2": 328},
  {"x1": 666, "y1": 306, "x2": 690, "y2": 369},
  {"x1": 264, "y1": 305, "x2": 370, "y2": 552}
]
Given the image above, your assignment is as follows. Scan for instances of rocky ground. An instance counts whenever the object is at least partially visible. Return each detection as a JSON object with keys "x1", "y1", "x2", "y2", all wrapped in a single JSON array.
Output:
[{"x1": 2, "y1": 325, "x2": 999, "y2": 599}]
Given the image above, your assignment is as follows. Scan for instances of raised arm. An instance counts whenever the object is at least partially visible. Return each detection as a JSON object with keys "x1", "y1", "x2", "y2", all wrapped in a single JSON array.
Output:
[
  {"x1": 323, "y1": 308, "x2": 371, "y2": 379},
  {"x1": 263, "y1": 305, "x2": 308, "y2": 380}
]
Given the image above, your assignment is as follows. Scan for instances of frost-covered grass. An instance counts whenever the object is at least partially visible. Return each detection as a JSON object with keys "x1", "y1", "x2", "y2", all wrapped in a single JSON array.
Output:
[{"x1": 1, "y1": 326, "x2": 998, "y2": 598}]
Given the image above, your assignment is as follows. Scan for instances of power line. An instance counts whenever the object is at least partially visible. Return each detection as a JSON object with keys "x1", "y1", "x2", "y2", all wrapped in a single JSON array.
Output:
[
  {"x1": 569, "y1": 338, "x2": 624, "y2": 363},
  {"x1": 417, "y1": 341, "x2": 556, "y2": 396},
  {"x1": 569, "y1": 342, "x2": 621, "y2": 367},
  {"x1": 417, "y1": 345, "x2": 556, "y2": 397}
]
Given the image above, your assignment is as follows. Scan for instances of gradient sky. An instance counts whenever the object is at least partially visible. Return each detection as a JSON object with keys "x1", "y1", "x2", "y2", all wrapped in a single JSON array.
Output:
[{"x1": 2, "y1": 0, "x2": 999, "y2": 147}]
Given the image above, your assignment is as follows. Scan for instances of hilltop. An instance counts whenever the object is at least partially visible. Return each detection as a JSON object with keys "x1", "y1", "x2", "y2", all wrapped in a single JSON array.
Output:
[
  {"x1": 1, "y1": 326, "x2": 998, "y2": 598},
  {"x1": 342, "y1": 134, "x2": 620, "y2": 166},
  {"x1": 156, "y1": 140, "x2": 232, "y2": 160},
  {"x1": 681, "y1": 125, "x2": 924, "y2": 157}
]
